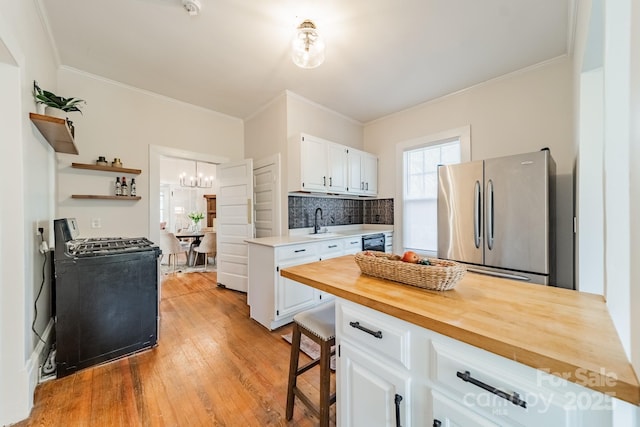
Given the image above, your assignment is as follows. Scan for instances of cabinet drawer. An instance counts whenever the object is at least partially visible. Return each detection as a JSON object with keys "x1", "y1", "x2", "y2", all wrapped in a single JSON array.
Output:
[
  {"x1": 338, "y1": 301, "x2": 410, "y2": 369},
  {"x1": 430, "y1": 339, "x2": 581, "y2": 427},
  {"x1": 318, "y1": 239, "x2": 343, "y2": 258},
  {"x1": 343, "y1": 237, "x2": 362, "y2": 255},
  {"x1": 277, "y1": 243, "x2": 318, "y2": 261}
]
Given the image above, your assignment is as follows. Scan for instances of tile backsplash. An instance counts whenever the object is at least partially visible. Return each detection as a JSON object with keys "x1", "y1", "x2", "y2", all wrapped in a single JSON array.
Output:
[{"x1": 288, "y1": 196, "x2": 394, "y2": 229}]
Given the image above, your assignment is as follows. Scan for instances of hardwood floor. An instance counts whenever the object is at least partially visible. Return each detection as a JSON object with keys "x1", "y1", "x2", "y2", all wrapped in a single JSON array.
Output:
[{"x1": 15, "y1": 272, "x2": 335, "y2": 426}]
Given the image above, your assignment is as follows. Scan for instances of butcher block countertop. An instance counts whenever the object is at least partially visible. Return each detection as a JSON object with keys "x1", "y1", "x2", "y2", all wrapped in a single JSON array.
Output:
[{"x1": 280, "y1": 255, "x2": 640, "y2": 405}]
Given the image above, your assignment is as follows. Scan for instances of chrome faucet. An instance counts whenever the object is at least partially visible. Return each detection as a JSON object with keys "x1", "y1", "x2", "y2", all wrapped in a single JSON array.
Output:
[{"x1": 314, "y1": 207, "x2": 323, "y2": 234}]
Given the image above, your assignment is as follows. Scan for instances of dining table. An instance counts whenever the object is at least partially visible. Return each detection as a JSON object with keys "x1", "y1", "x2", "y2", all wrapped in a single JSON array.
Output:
[{"x1": 174, "y1": 232, "x2": 204, "y2": 266}]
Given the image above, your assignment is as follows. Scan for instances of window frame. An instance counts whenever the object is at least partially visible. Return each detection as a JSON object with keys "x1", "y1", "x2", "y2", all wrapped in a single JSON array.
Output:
[{"x1": 394, "y1": 126, "x2": 471, "y2": 257}]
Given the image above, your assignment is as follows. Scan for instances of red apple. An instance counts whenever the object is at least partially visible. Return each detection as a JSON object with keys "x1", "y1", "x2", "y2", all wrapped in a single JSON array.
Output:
[{"x1": 401, "y1": 251, "x2": 420, "y2": 263}]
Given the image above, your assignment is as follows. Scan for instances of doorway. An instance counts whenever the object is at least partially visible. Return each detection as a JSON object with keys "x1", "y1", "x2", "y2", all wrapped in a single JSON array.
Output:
[
  {"x1": 159, "y1": 156, "x2": 216, "y2": 234},
  {"x1": 148, "y1": 145, "x2": 229, "y2": 247}
]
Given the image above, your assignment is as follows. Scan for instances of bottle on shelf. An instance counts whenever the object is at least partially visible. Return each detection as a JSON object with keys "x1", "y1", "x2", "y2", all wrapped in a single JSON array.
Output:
[
  {"x1": 121, "y1": 176, "x2": 128, "y2": 196},
  {"x1": 130, "y1": 178, "x2": 136, "y2": 197},
  {"x1": 115, "y1": 177, "x2": 122, "y2": 196}
]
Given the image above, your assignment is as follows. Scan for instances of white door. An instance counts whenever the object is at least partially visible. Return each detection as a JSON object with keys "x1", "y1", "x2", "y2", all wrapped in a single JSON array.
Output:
[
  {"x1": 253, "y1": 155, "x2": 280, "y2": 238},
  {"x1": 216, "y1": 159, "x2": 254, "y2": 292}
]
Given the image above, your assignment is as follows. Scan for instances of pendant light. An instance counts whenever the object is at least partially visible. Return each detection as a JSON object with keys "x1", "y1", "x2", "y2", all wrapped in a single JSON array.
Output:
[
  {"x1": 179, "y1": 161, "x2": 213, "y2": 188},
  {"x1": 292, "y1": 19, "x2": 325, "y2": 69}
]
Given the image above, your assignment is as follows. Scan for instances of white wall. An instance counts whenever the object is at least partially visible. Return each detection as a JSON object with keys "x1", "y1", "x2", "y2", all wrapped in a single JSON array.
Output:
[
  {"x1": 286, "y1": 91, "x2": 364, "y2": 149},
  {"x1": 572, "y1": 0, "x2": 639, "y2": 422},
  {"x1": 244, "y1": 92, "x2": 288, "y2": 235},
  {"x1": 244, "y1": 90, "x2": 364, "y2": 234},
  {"x1": 0, "y1": 0, "x2": 60, "y2": 423},
  {"x1": 56, "y1": 68, "x2": 244, "y2": 239},
  {"x1": 364, "y1": 59, "x2": 575, "y2": 288},
  {"x1": 576, "y1": 68, "x2": 604, "y2": 294}
]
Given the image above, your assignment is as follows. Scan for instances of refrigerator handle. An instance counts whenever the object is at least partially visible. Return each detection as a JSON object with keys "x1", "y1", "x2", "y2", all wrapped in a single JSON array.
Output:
[
  {"x1": 486, "y1": 179, "x2": 494, "y2": 250},
  {"x1": 474, "y1": 181, "x2": 481, "y2": 248}
]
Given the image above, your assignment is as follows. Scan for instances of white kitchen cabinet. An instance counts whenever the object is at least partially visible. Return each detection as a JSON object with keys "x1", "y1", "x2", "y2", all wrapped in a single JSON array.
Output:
[
  {"x1": 327, "y1": 142, "x2": 348, "y2": 192},
  {"x1": 277, "y1": 254, "x2": 319, "y2": 320},
  {"x1": 337, "y1": 299, "x2": 414, "y2": 427},
  {"x1": 289, "y1": 133, "x2": 348, "y2": 193},
  {"x1": 247, "y1": 231, "x2": 392, "y2": 330},
  {"x1": 339, "y1": 341, "x2": 411, "y2": 427},
  {"x1": 431, "y1": 390, "x2": 499, "y2": 427},
  {"x1": 248, "y1": 241, "x2": 319, "y2": 330},
  {"x1": 316, "y1": 239, "x2": 345, "y2": 303},
  {"x1": 361, "y1": 151, "x2": 378, "y2": 195},
  {"x1": 347, "y1": 148, "x2": 364, "y2": 194},
  {"x1": 335, "y1": 298, "x2": 614, "y2": 427},
  {"x1": 347, "y1": 148, "x2": 378, "y2": 196},
  {"x1": 299, "y1": 134, "x2": 328, "y2": 192}
]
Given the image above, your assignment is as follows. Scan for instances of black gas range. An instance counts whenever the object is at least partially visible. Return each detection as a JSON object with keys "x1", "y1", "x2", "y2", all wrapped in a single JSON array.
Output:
[{"x1": 53, "y1": 219, "x2": 161, "y2": 378}]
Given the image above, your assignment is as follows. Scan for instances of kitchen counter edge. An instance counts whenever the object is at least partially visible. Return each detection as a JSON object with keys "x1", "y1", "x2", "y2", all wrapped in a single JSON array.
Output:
[{"x1": 245, "y1": 227, "x2": 393, "y2": 247}]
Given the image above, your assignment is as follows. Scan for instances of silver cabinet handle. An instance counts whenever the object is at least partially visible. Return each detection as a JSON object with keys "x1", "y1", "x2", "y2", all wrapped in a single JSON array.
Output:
[
  {"x1": 474, "y1": 180, "x2": 481, "y2": 248},
  {"x1": 486, "y1": 179, "x2": 494, "y2": 250}
]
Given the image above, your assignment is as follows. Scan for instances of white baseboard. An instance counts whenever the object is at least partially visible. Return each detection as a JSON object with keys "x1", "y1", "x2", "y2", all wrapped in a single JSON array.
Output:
[{"x1": 27, "y1": 318, "x2": 54, "y2": 396}]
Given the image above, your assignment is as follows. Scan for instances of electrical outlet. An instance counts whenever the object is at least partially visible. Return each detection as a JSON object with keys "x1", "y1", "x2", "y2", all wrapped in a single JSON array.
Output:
[{"x1": 91, "y1": 218, "x2": 102, "y2": 229}]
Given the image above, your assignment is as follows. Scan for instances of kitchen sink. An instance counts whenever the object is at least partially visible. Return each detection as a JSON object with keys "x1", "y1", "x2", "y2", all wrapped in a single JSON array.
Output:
[{"x1": 306, "y1": 233, "x2": 342, "y2": 239}]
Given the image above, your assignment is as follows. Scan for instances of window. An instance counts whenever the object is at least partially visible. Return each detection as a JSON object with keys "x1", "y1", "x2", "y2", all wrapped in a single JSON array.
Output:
[
  {"x1": 403, "y1": 141, "x2": 460, "y2": 254},
  {"x1": 395, "y1": 126, "x2": 470, "y2": 256}
]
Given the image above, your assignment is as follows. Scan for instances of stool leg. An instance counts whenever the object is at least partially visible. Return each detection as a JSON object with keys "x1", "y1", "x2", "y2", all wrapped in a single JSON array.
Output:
[
  {"x1": 286, "y1": 324, "x2": 302, "y2": 420},
  {"x1": 319, "y1": 338, "x2": 332, "y2": 427}
]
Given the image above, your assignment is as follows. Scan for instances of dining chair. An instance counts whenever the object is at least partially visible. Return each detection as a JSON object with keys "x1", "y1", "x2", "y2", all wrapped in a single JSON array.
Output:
[
  {"x1": 193, "y1": 232, "x2": 217, "y2": 271},
  {"x1": 159, "y1": 232, "x2": 189, "y2": 273}
]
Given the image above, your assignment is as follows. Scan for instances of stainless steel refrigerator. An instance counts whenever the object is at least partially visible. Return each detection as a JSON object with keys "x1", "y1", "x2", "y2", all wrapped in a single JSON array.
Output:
[{"x1": 437, "y1": 149, "x2": 555, "y2": 285}]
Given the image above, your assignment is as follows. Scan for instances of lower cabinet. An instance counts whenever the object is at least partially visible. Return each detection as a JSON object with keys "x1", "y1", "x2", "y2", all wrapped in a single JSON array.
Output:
[
  {"x1": 247, "y1": 232, "x2": 393, "y2": 330},
  {"x1": 338, "y1": 341, "x2": 410, "y2": 427},
  {"x1": 431, "y1": 390, "x2": 499, "y2": 427},
  {"x1": 335, "y1": 299, "x2": 615, "y2": 427},
  {"x1": 276, "y1": 254, "x2": 319, "y2": 320}
]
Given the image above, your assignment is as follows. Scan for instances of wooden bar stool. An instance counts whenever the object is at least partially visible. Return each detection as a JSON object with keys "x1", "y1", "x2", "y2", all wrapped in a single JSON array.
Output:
[{"x1": 286, "y1": 301, "x2": 336, "y2": 427}]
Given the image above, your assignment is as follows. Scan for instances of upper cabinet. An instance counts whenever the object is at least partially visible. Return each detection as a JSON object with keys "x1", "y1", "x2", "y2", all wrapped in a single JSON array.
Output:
[
  {"x1": 347, "y1": 148, "x2": 378, "y2": 196},
  {"x1": 289, "y1": 133, "x2": 376, "y2": 196}
]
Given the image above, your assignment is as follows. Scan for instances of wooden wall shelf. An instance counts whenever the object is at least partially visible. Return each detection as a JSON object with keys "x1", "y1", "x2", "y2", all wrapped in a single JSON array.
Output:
[
  {"x1": 72, "y1": 162, "x2": 142, "y2": 175},
  {"x1": 71, "y1": 195, "x2": 141, "y2": 201},
  {"x1": 30, "y1": 113, "x2": 78, "y2": 154}
]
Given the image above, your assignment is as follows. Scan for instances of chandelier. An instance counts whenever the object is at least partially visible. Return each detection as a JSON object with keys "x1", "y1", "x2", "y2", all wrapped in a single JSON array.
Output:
[
  {"x1": 179, "y1": 161, "x2": 213, "y2": 188},
  {"x1": 292, "y1": 19, "x2": 325, "y2": 69}
]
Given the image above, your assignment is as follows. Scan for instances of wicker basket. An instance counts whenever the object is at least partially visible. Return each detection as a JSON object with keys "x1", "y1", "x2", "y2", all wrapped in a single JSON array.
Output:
[{"x1": 354, "y1": 251, "x2": 466, "y2": 291}]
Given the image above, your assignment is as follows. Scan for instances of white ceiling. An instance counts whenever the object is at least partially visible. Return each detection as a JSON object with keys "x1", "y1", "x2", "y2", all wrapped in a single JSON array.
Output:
[{"x1": 40, "y1": 0, "x2": 571, "y2": 123}]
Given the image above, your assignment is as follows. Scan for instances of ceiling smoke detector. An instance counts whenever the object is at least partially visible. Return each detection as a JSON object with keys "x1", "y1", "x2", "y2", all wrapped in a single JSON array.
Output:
[{"x1": 181, "y1": 0, "x2": 201, "y2": 16}]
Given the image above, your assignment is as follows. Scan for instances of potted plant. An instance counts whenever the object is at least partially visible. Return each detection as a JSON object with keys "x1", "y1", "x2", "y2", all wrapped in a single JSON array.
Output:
[
  {"x1": 33, "y1": 81, "x2": 86, "y2": 117},
  {"x1": 188, "y1": 211, "x2": 205, "y2": 231}
]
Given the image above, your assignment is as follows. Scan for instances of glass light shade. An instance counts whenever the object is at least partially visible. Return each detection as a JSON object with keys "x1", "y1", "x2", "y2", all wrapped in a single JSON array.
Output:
[{"x1": 292, "y1": 20, "x2": 325, "y2": 69}]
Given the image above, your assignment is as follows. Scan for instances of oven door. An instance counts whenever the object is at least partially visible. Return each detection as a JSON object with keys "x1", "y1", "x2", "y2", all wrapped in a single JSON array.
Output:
[{"x1": 362, "y1": 233, "x2": 385, "y2": 252}]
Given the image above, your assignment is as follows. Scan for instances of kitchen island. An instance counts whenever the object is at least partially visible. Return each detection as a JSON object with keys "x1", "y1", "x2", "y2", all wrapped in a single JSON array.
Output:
[{"x1": 281, "y1": 255, "x2": 639, "y2": 426}]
